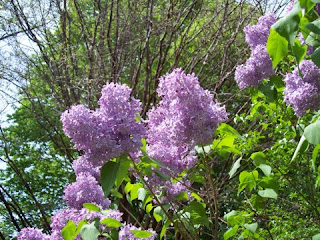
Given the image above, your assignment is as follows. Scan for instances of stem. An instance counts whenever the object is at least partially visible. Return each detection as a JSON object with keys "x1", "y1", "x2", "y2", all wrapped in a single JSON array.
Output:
[
  {"x1": 202, "y1": 146, "x2": 219, "y2": 240},
  {"x1": 119, "y1": 201, "x2": 144, "y2": 229},
  {"x1": 128, "y1": 154, "x2": 193, "y2": 239}
]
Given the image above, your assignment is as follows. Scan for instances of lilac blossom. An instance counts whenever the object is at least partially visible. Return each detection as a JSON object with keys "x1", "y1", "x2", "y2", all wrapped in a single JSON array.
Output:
[
  {"x1": 61, "y1": 83, "x2": 146, "y2": 166},
  {"x1": 148, "y1": 144, "x2": 198, "y2": 173},
  {"x1": 63, "y1": 173, "x2": 110, "y2": 210},
  {"x1": 235, "y1": 45, "x2": 274, "y2": 89},
  {"x1": 286, "y1": 0, "x2": 295, "y2": 13},
  {"x1": 243, "y1": 14, "x2": 277, "y2": 49},
  {"x1": 17, "y1": 228, "x2": 49, "y2": 240},
  {"x1": 50, "y1": 208, "x2": 85, "y2": 232},
  {"x1": 119, "y1": 224, "x2": 157, "y2": 240},
  {"x1": 50, "y1": 207, "x2": 122, "y2": 239},
  {"x1": 166, "y1": 181, "x2": 189, "y2": 200},
  {"x1": 49, "y1": 231, "x2": 63, "y2": 240},
  {"x1": 72, "y1": 155, "x2": 101, "y2": 181},
  {"x1": 147, "y1": 172, "x2": 192, "y2": 203},
  {"x1": 235, "y1": 13, "x2": 276, "y2": 89},
  {"x1": 102, "y1": 209, "x2": 123, "y2": 222},
  {"x1": 147, "y1": 69, "x2": 227, "y2": 173},
  {"x1": 284, "y1": 60, "x2": 320, "y2": 116}
]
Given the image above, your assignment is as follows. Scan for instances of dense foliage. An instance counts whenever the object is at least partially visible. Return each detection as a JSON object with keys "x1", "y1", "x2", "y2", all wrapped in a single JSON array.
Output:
[{"x1": 3, "y1": 0, "x2": 320, "y2": 239}]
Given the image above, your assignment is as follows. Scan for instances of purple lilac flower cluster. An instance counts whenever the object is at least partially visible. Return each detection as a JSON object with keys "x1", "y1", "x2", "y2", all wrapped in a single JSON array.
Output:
[
  {"x1": 235, "y1": 45, "x2": 274, "y2": 89},
  {"x1": 147, "y1": 68, "x2": 228, "y2": 173},
  {"x1": 63, "y1": 173, "x2": 110, "y2": 210},
  {"x1": 146, "y1": 69, "x2": 227, "y2": 200},
  {"x1": 235, "y1": 14, "x2": 276, "y2": 89},
  {"x1": 119, "y1": 224, "x2": 157, "y2": 240},
  {"x1": 243, "y1": 14, "x2": 277, "y2": 49},
  {"x1": 49, "y1": 208, "x2": 123, "y2": 240},
  {"x1": 16, "y1": 228, "x2": 49, "y2": 240},
  {"x1": 284, "y1": 60, "x2": 320, "y2": 116},
  {"x1": 61, "y1": 83, "x2": 146, "y2": 166},
  {"x1": 72, "y1": 155, "x2": 101, "y2": 182}
]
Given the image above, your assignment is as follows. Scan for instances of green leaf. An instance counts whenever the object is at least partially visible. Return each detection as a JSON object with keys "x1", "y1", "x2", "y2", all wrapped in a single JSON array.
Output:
[
  {"x1": 80, "y1": 219, "x2": 100, "y2": 240},
  {"x1": 238, "y1": 170, "x2": 259, "y2": 194},
  {"x1": 62, "y1": 220, "x2": 77, "y2": 240},
  {"x1": 272, "y1": 8, "x2": 300, "y2": 45},
  {"x1": 83, "y1": 203, "x2": 100, "y2": 212},
  {"x1": 217, "y1": 123, "x2": 244, "y2": 139},
  {"x1": 270, "y1": 75, "x2": 285, "y2": 90},
  {"x1": 260, "y1": 176, "x2": 278, "y2": 191},
  {"x1": 195, "y1": 145, "x2": 212, "y2": 155},
  {"x1": 146, "y1": 203, "x2": 153, "y2": 213},
  {"x1": 311, "y1": 47, "x2": 320, "y2": 67},
  {"x1": 101, "y1": 160, "x2": 119, "y2": 197},
  {"x1": 267, "y1": 29, "x2": 288, "y2": 68},
  {"x1": 244, "y1": 222, "x2": 258, "y2": 234},
  {"x1": 229, "y1": 157, "x2": 242, "y2": 178},
  {"x1": 292, "y1": 135, "x2": 308, "y2": 162},
  {"x1": 153, "y1": 206, "x2": 163, "y2": 222},
  {"x1": 258, "y1": 188, "x2": 278, "y2": 199},
  {"x1": 292, "y1": 38, "x2": 307, "y2": 63},
  {"x1": 137, "y1": 188, "x2": 146, "y2": 201},
  {"x1": 124, "y1": 182, "x2": 133, "y2": 193},
  {"x1": 258, "y1": 164, "x2": 272, "y2": 176},
  {"x1": 300, "y1": 0, "x2": 316, "y2": 11},
  {"x1": 228, "y1": 215, "x2": 245, "y2": 227},
  {"x1": 100, "y1": 218, "x2": 122, "y2": 228},
  {"x1": 306, "y1": 19, "x2": 320, "y2": 34},
  {"x1": 185, "y1": 201, "x2": 207, "y2": 218},
  {"x1": 130, "y1": 183, "x2": 144, "y2": 201},
  {"x1": 312, "y1": 145, "x2": 320, "y2": 171},
  {"x1": 312, "y1": 233, "x2": 320, "y2": 240},
  {"x1": 175, "y1": 191, "x2": 189, "y2": 200},
  {"x1": 115, "y1": 155, "x2": 131, "y2": 188},
  {"x1": 75, "y1": 220, "x2": 87, "y2": 236},
  {"x1": 191, "y1": 192, "x2": 202, "y2": 201},
  {"x1": 130, "y1": 230, "x2": 152, "y2": 238},
  {"x1": 304, "y1": 121, "x2": 320, "y2": 144},
  {"x1": 143, "y1": 195, "x2": 153, "y2": 208},
  {"x1": 160, "y1": 220, "x2": 171, "y2": 239},
  {"x1": 251, "y1": 152, "x2": 266, "y2": 166},
  {"x1": 224, "y1": 210, "x2": 237, "y2": 221},
  {"x1": 306, "y1": 32, "x2": 320, "y2": 48},
  {"x1": 251, "y1": 195, "x2": 265, "y2": 210},
  {"x1": 258, "y1": 81, "x2": 277, "y2": 103},
  {"x1": 110, "y1": 188, "x2": 123, "y2": 199},
  {"x1": 224, "y1": 225, "x2": 239, "y2": 240}
]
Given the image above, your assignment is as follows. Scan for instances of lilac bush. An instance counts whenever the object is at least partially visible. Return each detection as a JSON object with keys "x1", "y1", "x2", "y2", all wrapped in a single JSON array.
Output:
[{"x1": 18, "y1": 69, "x2": 227, "y2": 239}]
